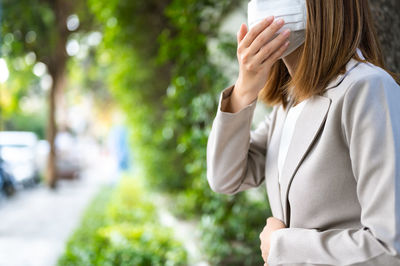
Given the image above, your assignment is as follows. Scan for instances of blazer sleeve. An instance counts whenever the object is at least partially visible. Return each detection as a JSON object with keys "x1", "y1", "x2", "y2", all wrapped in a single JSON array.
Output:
[
  {"x1": 267, "y1": 72, "x2": 400, "y2": 265},
  {"x1": 206, "y1": 84, "x2": 274, "y2": 195}
]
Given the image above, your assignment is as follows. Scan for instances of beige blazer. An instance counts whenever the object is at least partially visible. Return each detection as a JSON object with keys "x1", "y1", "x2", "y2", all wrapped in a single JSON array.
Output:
[{"x1": 206, "y1": 55, "x2": 400, "y2": 265}]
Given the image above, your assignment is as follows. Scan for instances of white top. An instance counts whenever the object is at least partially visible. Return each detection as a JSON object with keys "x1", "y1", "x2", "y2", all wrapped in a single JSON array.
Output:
[{"x1": 278, "y1": 98, "x2": 309, "y2": 183}]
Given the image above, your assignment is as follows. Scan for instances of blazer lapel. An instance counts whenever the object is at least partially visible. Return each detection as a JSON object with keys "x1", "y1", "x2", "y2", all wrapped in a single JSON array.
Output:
[{"x1": 279, "y1": 95, "x2": 332, "y2": 226}]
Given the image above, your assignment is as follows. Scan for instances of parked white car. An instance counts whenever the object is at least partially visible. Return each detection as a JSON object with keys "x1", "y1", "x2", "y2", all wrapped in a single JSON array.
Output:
[{"x1": 0, "y1": 131, "x2": 40, "y2": 187}]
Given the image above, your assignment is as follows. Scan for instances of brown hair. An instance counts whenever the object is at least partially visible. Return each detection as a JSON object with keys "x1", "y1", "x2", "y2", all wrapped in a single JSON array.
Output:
[{"x1": 259, "y1": 0, "x2": 399, "y2": 109}]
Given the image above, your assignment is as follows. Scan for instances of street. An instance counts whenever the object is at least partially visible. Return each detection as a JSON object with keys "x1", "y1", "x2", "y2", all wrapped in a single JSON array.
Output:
[{"x1": 0, "y1": 153, "x2": 114, "y2": 266}]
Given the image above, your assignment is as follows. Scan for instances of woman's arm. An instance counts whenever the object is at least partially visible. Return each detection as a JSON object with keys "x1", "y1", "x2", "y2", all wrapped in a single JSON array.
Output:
[
  {"x1": 207, "y1": 85, "x2": 277, "y2": 194},
  {"x1": 266, "y1": 70, "x2": 400, "y2": 265},
  {"x1": 206, "y1": 17, "x2": 290, "y2": 194}
]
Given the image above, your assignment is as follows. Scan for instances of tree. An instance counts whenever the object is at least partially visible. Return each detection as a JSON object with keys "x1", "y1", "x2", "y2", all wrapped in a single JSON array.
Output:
[
  {"x1": 2, "y1": 0, "x2": 89, "y2": 187},
  {"x1": 369, "y1": 0, "x2": 400, "y2": 73}
]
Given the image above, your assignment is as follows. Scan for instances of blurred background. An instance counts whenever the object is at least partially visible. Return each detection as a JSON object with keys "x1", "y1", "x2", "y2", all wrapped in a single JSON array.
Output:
[{"x1": 0, "y1": 0, "x2": 399, "y2": 265}]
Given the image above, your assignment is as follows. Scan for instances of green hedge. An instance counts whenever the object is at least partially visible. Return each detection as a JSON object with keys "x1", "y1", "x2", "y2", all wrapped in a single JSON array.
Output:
[{"x1": 58, "y1": 178, "x2": 187, "y2": 266}]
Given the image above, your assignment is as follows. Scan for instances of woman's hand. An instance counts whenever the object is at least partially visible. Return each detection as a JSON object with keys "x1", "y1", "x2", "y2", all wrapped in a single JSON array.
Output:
[
  {"x1": 226, "y1": 17, "x2": 290, "y2": 113},
  {"x1": 260, "y1": 217, "x2": 286, "y2": 265}
]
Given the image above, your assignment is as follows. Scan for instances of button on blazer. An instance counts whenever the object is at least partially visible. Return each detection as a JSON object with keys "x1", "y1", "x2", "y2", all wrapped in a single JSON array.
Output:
[{"x1": 206, "y1": 56, "x2": 400, "y2": 265}]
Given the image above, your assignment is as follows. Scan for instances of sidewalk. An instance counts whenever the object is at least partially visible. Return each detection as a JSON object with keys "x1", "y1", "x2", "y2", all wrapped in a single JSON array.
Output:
[{"x1": 0, "y1": 155, "x2": 114, "y2": 266}]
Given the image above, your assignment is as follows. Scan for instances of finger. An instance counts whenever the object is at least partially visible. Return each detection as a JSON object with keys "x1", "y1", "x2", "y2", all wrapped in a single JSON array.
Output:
[
  {"x1": 259, "y1": 229, "x2": 267, "y2": 240},
  {"x1": 262, "y1": 250, "x2": 268, "y2": 262},
  {"x1": 249, "y1": 18, "x2": 286, "y2": 56},
  {"x1": 261, "y1": 251, "x2": 267, "y2": 262},
  {"x1": 241, "y1": 16, "x2": 274, "y2": 48},
  {"x1": 266, "y1": 216, "x2": 287, "y2": 229},
  {"x1": 237, "y1": 23, "x2": 248, "y2": 44},
  {"x1": 261, "y1": 243, "x2": 268, "y2": 258},
  {"x1": 262, "y1": 40, "x2": 290, "y2": 65},
  {"x1": 268, "y1": 216, "x2": 284, "y2": 223}
]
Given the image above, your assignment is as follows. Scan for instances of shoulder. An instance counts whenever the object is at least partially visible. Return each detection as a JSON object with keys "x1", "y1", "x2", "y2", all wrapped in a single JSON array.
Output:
[
  {"x1": 337, "y1": 62, "x2": 400, "y2": 141},
  {"x1": 346, "y1": 61, "x2": 397, "y2": 89},
  {"x1": 321, "y1": 60, "x2": 400, "y2": 140},
  {"x1": 325, "y1": 60, "x2": 399, "y2": 105},
  {"x1": 344, "y1": 62, "x2": 399, "y2": 108}
]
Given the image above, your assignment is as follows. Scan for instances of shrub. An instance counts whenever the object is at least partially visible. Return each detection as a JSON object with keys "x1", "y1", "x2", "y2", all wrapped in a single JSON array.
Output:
[{"x1": 58, "y1": 178, "x2": 187, "y2": 266}]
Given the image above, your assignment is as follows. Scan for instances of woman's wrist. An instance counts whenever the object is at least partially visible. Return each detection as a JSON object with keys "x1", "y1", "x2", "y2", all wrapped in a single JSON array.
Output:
[{"x1": 226, "y1": 81, "x2": 258, "y2": 113}]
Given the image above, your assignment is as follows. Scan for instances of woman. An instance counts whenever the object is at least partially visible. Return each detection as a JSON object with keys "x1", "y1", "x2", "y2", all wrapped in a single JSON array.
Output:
[{"x1": 206, "y1": 0, "x2": 400, "y2": 265}]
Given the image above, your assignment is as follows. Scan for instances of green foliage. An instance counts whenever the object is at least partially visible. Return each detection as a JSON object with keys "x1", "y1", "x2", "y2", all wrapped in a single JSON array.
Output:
[
  {"x1": 1, "y1": 0, "x2": 55, "y2": 136},
  {"x1": 57, "y1": 187, "x2": 111, "y2": 266},
  {"x1": 85, "y1": 0, "x2": 273, "y2": 264},
  {"x1": 58, "y1": 178, "x2": 187, "y2": 266},
  {"x1": 0, "y1": 56, "x2": 46, "y2": 137},
  {"x1": 4, "y1": 111, "x2": 47, "y2": 139},
  {"x1": 199, "y1": 194, "x2": 268, "y2": 265},
  {"x1": 2, "y1": 0, "x2": 57, "y2": 59},
  {"x1": 87, "y1": 0, "x2": 186, "y2": 191},
  {"x1": 158, "y1": 2, "x2": 271, "y2": 263}
]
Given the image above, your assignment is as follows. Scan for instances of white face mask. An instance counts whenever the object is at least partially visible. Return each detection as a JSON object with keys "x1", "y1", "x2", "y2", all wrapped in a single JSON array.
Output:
[{"x1": 248, "y1": 0, "x2": 307, "y2": 58}]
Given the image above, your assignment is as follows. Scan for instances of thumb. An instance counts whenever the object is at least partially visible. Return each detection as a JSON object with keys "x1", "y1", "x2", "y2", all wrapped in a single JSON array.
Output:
[{"x1": 237, "y1": 23, "x2": 248, "y2": 44}]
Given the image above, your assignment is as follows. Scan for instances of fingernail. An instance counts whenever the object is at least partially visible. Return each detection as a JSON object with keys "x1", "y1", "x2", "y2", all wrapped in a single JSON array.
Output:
[
  {"x1": 282, "y1": 29, "x2": 291, "y2": 37},
  {"x1": 265, "y1": 16, "x2": 274, "y2": 22},
  {"x1": 276, "y1": 18, "x2": 284, "y2": 26}
]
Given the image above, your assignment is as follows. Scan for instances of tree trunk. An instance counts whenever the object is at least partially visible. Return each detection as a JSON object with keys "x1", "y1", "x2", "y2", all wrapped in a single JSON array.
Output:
[
  {"x1": 45, "y1": 0, "x2": 70, "y2": 188},
  {"x1": 46, "y1": 81, "x2": 58, "y2": 188},
  {"x1": 369, "y1": 0, "x2": 400, "y2": 73},
  {"x1": 46, "y1": 74, "x2": 67, "y2": 188}
]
